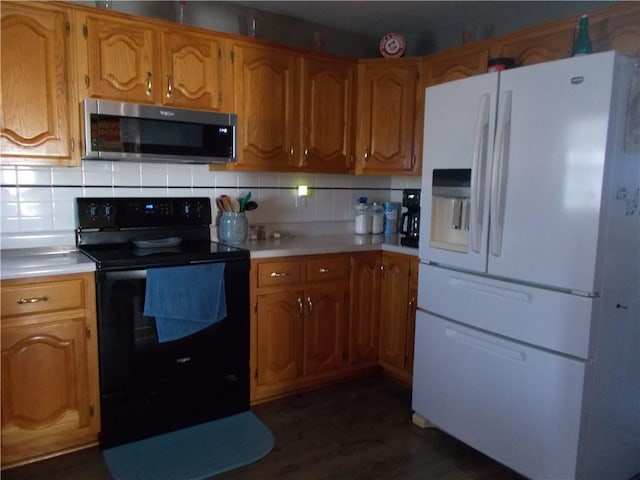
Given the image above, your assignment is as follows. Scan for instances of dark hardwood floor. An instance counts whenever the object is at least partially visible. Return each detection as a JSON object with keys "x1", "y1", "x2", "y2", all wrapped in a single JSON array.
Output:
[{"x1": 2, "y1": 374, "x2": 523, "y2": 480}]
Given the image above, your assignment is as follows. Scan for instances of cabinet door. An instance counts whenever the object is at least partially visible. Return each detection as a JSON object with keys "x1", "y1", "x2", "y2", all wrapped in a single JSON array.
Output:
[
  {"x1": 589, "y1": 3, "x2": 640, "y2": 55},
  {"x1": 0, "y1": 2, "x2": 78, "y2": 165},
  {"x1": 491, "y1": 24, "x2": 574, "y2": 67},
  {"x1": 1, "y1": 318, "x2": 92, "y2": 461},
  {"x1": 425, "y1": 46, "x2": 490, "y2": 86},
  {"x1": 356, "y1": 61, "x2": 420, "y2": 175},
  {"x1": 300, "y1": 56, "x2": 354, "y2": 172},
  {"x1": 256, "y1": 291, "x2": 304, "y2": 386},
  {"x1": 84, "y1": 15, "x2": 159, "y2": 103},
  {"x1": 378, "y1": 253, "x2": 410, "y2": 370},
  {"x1": 161, "y1": 29, "x2": 224, "y2": 110},
  {"x1": 303, "y1": 282, "x2": 348, "y2": 375},
  {"x1": 232, "y1": 43, "x2": 299, "y2": 170},
  {"x1": 349, "y1": 253, "x2": 381, "y2": 365}
]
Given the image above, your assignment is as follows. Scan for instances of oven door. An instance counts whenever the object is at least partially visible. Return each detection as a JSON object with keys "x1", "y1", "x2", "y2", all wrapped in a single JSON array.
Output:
[{"x1": 95, "y1": 258, "x2": 249, "y2": 447}]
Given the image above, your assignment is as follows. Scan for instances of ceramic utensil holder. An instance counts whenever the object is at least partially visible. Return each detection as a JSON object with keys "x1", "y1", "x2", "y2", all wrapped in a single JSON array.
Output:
[{"x1": 219, "y1": 212, "x2": 248, "y2": 243}]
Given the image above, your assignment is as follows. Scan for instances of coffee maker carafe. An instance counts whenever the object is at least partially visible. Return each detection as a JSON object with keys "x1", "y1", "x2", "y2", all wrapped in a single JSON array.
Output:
[{"x1": 400, "y1": 189, "x2": 421, "y2": 247}]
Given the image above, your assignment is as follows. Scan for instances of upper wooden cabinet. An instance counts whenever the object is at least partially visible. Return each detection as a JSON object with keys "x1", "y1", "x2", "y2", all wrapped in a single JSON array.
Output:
[
  {"x1": 0, "y1": 1, "x2": 79, "y2": 166},
  {"x1": 424, "y1": 44, "x2": 490, "y2": 87},
  {"x1": 355, "y1": 58, "x2": 423, "y2": 176},
  {"x1": 230, "y1": 42, "x2": 299, "y2": 171},
  {"x1": 300, "y1": 55, "x2": 354, "y2": 173},
  {"x1": 229, "y1": 41, "x2": 354, "y2": 172},
  {"x1": 77, "y1": 11, "x2": 230, "y2": 111},
  {"x1": 160, "y1": 29, "x2": 226, "y2": 110}
]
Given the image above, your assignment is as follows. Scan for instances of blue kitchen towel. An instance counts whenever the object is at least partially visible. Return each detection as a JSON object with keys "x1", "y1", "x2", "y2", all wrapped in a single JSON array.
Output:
[{"x1": 144, "y1": 263, "x2": 227, "y2": 342}]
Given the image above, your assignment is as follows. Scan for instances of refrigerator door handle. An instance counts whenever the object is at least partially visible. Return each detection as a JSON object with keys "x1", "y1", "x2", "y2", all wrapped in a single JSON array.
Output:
[
  {"x1": 470, "y1": 93, "x2": 491, "y2": 253},
  {"x1": 490, "y1": 90, "x2": 512, "y2": 257}
]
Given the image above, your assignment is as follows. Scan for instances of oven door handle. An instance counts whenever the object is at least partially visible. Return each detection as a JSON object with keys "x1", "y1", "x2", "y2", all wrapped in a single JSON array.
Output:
[{"x1": 102, "y1": 270, "x2": 147, "y2": 280}]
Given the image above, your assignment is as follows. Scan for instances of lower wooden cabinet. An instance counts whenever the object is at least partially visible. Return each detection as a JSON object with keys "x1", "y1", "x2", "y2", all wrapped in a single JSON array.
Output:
[
  {"x1": 0, "y1": 272, "x2": 100, "y2": 467},
  {"x1": 251, "y1": 254, "x2": 352, "y2": 402},
  {"x1": 378, "y1": 253, "x2": 419, "y2": 385},
  {"x1": 250, "y1": 250, "x2": 419, "y2": 403}
]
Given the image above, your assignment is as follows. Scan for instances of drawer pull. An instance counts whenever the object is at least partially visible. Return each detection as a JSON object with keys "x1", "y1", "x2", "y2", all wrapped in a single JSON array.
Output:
[
  {"x1": 270, "y1": 272, "x2": 289, "y2": 278},
  {"x1": 298, "y1": 297, "x2": 304, "y2": 316},
  {"x1": 318, "y1": 268, "x2": 329, "y2": 273},
  {"x1": 17, "y1": 295, "x2": 50, "y2": 305},
  {"x1": 307, "y1": 296, "x2": 313, "y2": 316}
]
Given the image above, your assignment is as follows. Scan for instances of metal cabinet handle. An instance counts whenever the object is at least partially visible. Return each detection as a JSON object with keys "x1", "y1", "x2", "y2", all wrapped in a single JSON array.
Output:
[
  {"x1": 298, "y1": 297, "x2": 304, "y2": 316},
  {"x1": 17, "y1": 295, "x2": 49, "y2": 305},
  {"x1": 307, "y1": 296, "x2": 313, "y2": 316},
  {"x1": 289, "y1": 144, "x2": 295, "y2": 160},
  {"x1": 363, "y1": 148, "x2": 369, "y2": 162},
  {"x1": 270, "y1": 271, "x2": 289, "y2": 278},
  {"x1": 318, "y1": 268, "x2": 329, "y2": 273},
  {"x1": 166, "y1": 74, "x2": 173, "y2": 98},
  {"x1": 304, "y1": 147, "x2": 309, "y2": 160},
  {"x1": 146, "y1": 71, "x2": 152, "y2": 96}
]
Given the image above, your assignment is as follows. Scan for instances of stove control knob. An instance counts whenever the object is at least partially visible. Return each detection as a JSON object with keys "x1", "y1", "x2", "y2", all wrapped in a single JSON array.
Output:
[
  {"x1": 87, "y1": 203, "x2": 98, "y2": 220},
  {"x1": 103, "y1": 203, "x2": 113, "y2": 219}
]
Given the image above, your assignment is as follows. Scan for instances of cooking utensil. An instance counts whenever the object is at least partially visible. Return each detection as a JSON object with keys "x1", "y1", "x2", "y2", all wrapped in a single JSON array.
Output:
[
  {"x1": 240, "y1": 192, "x2": 251, "y2": 211},
  {"x1": 244, "y1": 201, "x2": 258, "y2": 211}
]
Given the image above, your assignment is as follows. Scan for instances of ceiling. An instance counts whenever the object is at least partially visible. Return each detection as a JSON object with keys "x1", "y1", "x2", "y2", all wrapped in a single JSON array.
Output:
[{"x1": 234, "y1": 1, "x2": 616, "y2": 48}]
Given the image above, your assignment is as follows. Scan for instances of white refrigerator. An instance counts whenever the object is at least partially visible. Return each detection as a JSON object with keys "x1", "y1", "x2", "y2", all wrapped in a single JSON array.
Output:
[{"x1": 412, "y1": 51, "x2": 640, "y2": 479}]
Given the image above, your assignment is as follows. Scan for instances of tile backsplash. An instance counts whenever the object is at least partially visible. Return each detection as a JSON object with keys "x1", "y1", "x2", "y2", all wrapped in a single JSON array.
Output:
[{"x1": 0, "y1": 161, "x2": 421, "y2": 249}]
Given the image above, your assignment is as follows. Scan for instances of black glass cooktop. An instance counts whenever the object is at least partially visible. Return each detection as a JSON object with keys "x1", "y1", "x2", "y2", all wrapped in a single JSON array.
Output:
[{"x1": 79, "y1": 240, "x2": 248, "y2": 271}]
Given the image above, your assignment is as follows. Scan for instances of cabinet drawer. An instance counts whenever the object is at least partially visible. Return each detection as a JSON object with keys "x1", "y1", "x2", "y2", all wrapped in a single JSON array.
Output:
[
  {"x1": 1, "y1": 279, "x2": 85, "y2": 318},
  {"x1": 306, "y1": 256, "x2": 349, "y2": 283},
  {"x1": 257, "y1": 260, "x2": 302, "y2": 288}
]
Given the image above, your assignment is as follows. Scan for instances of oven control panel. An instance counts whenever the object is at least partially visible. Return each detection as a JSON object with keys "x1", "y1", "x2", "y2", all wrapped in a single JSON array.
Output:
[{"x1": 77, "y1": 197, "x2": 212, "y2": 229}]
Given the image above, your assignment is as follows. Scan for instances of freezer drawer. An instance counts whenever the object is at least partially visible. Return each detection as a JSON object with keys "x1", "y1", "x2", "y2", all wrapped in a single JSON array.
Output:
[
  {"x1": 412, "y1": 311, "x2": 585, "y2": 479},
  {"x1": 418, "y1": 263, "x2": 593, "y2": 359}
]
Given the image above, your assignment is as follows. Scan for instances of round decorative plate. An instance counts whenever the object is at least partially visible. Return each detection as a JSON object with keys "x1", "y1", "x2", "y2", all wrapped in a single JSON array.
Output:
[{"x1": 379, "y1": 33, "x2": 406, "y2": 58}]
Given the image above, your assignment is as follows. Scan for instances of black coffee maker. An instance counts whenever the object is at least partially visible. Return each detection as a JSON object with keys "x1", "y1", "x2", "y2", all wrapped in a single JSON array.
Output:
[{"x1": 400, "y1": 189, "x2": 421, "y2": 248}]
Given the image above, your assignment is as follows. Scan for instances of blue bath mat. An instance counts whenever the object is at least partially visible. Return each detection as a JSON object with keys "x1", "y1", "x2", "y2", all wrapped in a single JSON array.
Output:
[{"x1": 103, "y1": 411, "x2": 274, "y2": 480}]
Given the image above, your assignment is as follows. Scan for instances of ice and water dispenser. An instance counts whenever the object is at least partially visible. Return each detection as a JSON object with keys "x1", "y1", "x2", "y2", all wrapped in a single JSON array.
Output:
[{"x1": 429, "y1": 169, "x2": 471, "y2": 253}]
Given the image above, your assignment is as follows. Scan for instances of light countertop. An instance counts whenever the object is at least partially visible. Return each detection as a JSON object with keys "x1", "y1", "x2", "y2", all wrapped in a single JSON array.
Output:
[
  {"x1": 1, "y1": 247, "x2": 96, "y2": 281},
  {"x1": 230, "y1": 233, "x2": 419, "y2": 259},
  {"x1": 0, "y1": 235, "x2": 418, "y2": 280}
]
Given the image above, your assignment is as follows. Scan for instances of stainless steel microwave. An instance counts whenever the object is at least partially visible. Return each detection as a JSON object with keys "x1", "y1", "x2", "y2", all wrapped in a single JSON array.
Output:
[{"x1": 82, "y1": 99, "x2": 237, "y2": 164}]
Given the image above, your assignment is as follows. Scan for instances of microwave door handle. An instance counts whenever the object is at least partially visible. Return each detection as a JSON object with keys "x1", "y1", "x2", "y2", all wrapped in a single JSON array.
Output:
[
  {"x1": 490, "y1": 90, "x2": 512, "y2": 257},
  {"x1": 469, "y1": 93, "x2": 491, "y2": 253}
]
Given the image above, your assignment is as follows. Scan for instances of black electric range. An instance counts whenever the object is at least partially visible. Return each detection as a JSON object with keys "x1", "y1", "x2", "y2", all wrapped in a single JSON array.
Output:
[{"x1": 76, "y1": 197, "x2": 248, "y2": 270}]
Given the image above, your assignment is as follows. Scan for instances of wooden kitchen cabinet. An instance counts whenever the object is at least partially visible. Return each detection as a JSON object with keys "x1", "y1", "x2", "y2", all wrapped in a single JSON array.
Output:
[
  {"x1": 78, "y1": 10, "x2": 229, "y2": 110},
  {"x1": 231, "y1": 42, "x2": 299, "y2": 171},
  {"x1": 160, "y1": 29, "x2": 228, "y2": 111},
  {"x1": 0, "y1": 1, "x2": 80, "y2": 166},
  {"x1": 355, "y1": 58, "x2": 423, "y2": 176},
  {"x1": 250, "y1": 254, "x2": 351, "y2": 402},
  {"x1": 80, "y1": 13, "x2": 159, "y2": 103},
  {"x1": 0, "y1": 272, "x2": 100, "y2": 467},
  {"x1": 229, "y1": 41, "x2": 355, "y2": 173},
  {"x1": 378, "y1": 252, "x2": 418, "y2": 385},
  {"x1": 424, "y1": 44, "x2": 490, "y2": 86},
  {"x1": 299, "y1": 55, "x2": 354, "y2": 173},
  {"x1": 490, "y1": 2, "x2": 640, "y2": 67},
  {"x1": 348, "y1": 252, "x2": 382, "y2": 367}
]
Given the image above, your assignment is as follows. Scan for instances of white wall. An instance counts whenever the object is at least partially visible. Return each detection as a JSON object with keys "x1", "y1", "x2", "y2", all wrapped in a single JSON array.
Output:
[{"x1": 0, "y1": 162, "x2": 420, "y2": 249}]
